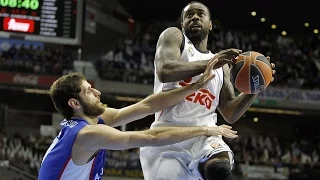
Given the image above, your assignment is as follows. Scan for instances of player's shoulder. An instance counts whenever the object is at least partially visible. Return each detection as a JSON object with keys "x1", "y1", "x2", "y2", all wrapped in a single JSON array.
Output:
[
  {"x1": 76, "y1": 124, "x2": 106, "y2": 140},
  {"x1": 73, "y1": 124, "x2": 94, "y2": 147},
  {"x1": 74, "y1": 124, "x2": 111, "y2": 151},
  {"x1": 159, "y1": 27, "x2": 183, "y2": 41},
  {"x1": 157, "y1": 27, "x2": 183, "y2": 47},
  {"x1": 76, "y1": 124, "x2": 91, "y2": 137},
  {"x1": 161, "y1": 27, "x2": 182, "y2": 34}
]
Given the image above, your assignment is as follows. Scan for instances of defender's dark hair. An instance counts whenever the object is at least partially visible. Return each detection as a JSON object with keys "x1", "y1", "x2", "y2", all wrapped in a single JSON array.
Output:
[{"x1": 50, "y1": 72, "x2": 86, "y2": 120}]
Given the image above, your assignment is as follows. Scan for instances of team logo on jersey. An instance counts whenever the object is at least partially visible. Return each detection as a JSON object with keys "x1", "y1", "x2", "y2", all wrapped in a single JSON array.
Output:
[
  {"x1": 187, "y1": 47, "x2": 194, "y2": 57},
  {"x1": 179, "y1": 78, "x2": 216, "y2": 110},
  {"x1": 211, "y1": 143, "x2": 221, "y2": 149}
]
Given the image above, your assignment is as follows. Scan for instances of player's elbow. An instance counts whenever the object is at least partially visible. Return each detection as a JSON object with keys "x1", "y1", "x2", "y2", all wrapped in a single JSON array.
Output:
[
  {"x1": 157, "y1": 69, "x2": 170, "y2": 83},
  {"x1": 219, "y1": 110, "x2": 238, "y2": 124},
  {"x1": 156, "y1": 58, "x2": 176, "y2": 83},
  {"x1": 158, "y1": 64, "x2": 177, "y2": 83},
  {"x1": 225, "y1": 118, "x2": 237, "y2": 124},
  {"x1": 224, "y1": 114, "x2": 240, "y2": 124}
]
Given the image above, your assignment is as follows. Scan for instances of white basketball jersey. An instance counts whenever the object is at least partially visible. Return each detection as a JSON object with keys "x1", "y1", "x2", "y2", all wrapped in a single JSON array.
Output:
[{"x1": 152, "y1": 33, "x2": 224, "y2": 128}]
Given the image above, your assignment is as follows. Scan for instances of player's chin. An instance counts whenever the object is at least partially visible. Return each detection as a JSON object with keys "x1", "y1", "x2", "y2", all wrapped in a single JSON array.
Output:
[
  {"x1": 188, "y1": 31, "x2": 203, "y2": 39},
  {"x1": 98, "y1": 107, "x2": 106, "y2": 115}
]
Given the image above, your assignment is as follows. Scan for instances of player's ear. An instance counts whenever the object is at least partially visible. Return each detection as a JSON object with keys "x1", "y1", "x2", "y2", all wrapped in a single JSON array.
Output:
[
  {"x1": 68, "y1": 98, "x2": 81, "y2": 110},
  {"x1": 209, "y1": 20, "x2": 212, "y2": 31},
  {"x1": 181, "y1": 24, "x2": 185, "y2": 33}
]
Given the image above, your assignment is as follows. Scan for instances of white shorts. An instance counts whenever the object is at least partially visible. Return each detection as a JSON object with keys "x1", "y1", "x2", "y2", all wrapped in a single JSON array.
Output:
[{"x1": 139, "y1": 135, "x2": 234, "y2": 180}]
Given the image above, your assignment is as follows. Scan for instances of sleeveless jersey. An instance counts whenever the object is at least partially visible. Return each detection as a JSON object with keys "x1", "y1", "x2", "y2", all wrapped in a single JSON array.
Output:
[
  {"x1": 152, "y1": 33, "x2": 224, "y2": 128},
  {"x1": 38, "y1": 117, "x2": 106, "y2": 180}
]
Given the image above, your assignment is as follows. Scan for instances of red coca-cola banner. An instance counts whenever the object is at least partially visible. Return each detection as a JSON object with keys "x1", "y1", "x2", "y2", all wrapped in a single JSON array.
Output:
[{"x1": 0, "y1": 72, "x2": 94, "y2": 88}]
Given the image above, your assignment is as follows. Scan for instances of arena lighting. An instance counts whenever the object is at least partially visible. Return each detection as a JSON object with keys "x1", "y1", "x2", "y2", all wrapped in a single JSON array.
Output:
[
  {"x1": 314, "y1": 29, "x2": 319, "y2": 34},
  {"x1": 24, "y1": 88, "x2": 50, "y2": 94},
  {"x1": 253, "y1": 117, "x2": 259, "y2": 122},
  {"x1": 128, "y1": 18, "x2": 135, "y2": 23},
  {"x1": 248, "y1": 107, "x2": 303, "y2": 115},
  {"x1": 271, "y1": 24, "x2": 276, "y2": 29},
  {"x1": 281, "y1": 31, "x2": 287, "y2": 36},
  {"x1": 304, "y1": 22, "x2": 309, "y2": 27},
  {"x1": 251, "y1": 11, "x2": 257, "y2": 16},
  {"x1": 260, "y1": 17, "x2": 266, "y2": 22}
]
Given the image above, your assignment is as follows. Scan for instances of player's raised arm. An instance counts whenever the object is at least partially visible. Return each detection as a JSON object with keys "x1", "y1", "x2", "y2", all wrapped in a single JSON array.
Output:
[
  {"x1": 155, "y1": 27, "x2": 209, "y2": 82},
  {"x1": 100, "y1": 58, "x2": 218, "y2": 127},
  {"x1": 155, "y1": 27, "x2": 242, "y2": 83}
]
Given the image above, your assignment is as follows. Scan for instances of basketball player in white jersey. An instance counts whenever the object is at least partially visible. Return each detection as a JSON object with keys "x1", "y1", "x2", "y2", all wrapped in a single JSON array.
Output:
[
  {"x1": 139, "y1": 1, "x2": 276, "y2": 180},
  {"x1": 38, "y1": 62, "x2": 239, "y2": 179}
]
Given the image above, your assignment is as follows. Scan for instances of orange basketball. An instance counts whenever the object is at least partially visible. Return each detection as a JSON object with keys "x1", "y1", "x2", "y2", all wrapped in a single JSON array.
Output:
[{"x1": 230, "y1": 51, "x2": 273, "y2": 94}]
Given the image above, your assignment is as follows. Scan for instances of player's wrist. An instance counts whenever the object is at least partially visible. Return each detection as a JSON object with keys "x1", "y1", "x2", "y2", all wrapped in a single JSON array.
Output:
[
  {"x1": 200, "y1": 127, "x2": 211, "y2": 136},
  {"x1": 190, "y1": 80, "x2": 204, "y2": 91}
]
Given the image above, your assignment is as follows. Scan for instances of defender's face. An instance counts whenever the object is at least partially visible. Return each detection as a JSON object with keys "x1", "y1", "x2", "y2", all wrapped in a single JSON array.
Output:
[{"x1": 78, "y1": 80, "x2": 105, "y2": 117}]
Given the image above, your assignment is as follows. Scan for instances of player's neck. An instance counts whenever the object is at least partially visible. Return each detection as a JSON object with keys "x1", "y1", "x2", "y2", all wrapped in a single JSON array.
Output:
[
  {"x1": 83, "y1": 117, "x2": 99, "y2": 125},
  {"x1": 193, "y1": 37, "x2": 208, "y2": 52},
  {"x1": 72, "y1": 113, "x2": 99, "y2": 124}
]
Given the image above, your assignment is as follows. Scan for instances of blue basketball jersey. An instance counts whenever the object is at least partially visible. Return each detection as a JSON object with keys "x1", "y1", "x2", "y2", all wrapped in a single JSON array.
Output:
[{"x1": 38, "y1": 117, "x2": 106, "y2": 180}]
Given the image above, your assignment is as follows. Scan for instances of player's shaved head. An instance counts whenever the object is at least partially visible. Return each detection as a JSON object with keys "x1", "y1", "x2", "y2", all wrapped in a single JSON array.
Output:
[{"x1": 181, "y1": 1, "x2": 211, "y2": 22}]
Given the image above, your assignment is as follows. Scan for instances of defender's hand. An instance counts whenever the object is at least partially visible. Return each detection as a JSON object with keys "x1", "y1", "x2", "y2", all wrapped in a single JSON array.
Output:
[
  {"x1": 206, "y1": 124, "x2": 238, "y2": 139},
  {"x1": 213, "y1": 48, "x2": 242, "y2": 68},
  {"x1": 193, "y1": 58, "x2": 218, "y2": 89}
]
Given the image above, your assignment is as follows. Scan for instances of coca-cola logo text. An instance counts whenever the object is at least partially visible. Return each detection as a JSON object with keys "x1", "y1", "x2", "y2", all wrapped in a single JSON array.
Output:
[
  {"x1": 3, "y1": 17, "x2": 35, "y2": 33},
  {"x1": 13, "y1": 74, "x2": 39, "y2": 85},
  {"x1": 0, "y1": 72, "x2": 93, "y2": 88}
]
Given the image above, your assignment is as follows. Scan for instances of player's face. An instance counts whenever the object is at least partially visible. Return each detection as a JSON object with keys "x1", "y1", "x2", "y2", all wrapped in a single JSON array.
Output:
[
  {"x1": 78, "y1": 80, "x2": 105, "y2": 117},
  {"x1": 181, "y1": 3, "x2": 212, "y2": 43}
]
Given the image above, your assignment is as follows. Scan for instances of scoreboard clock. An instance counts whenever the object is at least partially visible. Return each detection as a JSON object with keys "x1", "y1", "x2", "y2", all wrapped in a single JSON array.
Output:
[
  {"x1": 0, "y1": 0, "x2": 40, "y2": 10},
  {"x1": 0, "y1": 0, "x2": 84, "y2": 45}
]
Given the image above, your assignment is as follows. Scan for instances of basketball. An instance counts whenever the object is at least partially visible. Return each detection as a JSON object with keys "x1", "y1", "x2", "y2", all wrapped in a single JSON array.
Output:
[{"x1": 230, "y1": 51, "x2": 273, "y2": 94}]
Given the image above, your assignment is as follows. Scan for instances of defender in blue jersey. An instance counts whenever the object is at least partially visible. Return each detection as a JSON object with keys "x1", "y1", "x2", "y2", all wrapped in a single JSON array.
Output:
[{"x1": 38, "y1": 59, "x2": 238, "y2": 180}]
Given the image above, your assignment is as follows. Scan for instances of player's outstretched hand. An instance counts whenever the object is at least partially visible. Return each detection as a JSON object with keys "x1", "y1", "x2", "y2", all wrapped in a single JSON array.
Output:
[
  {"x1": 206, "y1": 124, "x2": 238, "y2": 139},
  {"x1": 212, "y1": 48, "x2": 242, "y2": 69},
  {"x1": 193, "y1": 58, "x2": 218, "y2": 89}
]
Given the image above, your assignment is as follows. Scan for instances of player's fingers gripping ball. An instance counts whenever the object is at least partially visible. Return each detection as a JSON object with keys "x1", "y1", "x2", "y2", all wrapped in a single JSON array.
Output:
[{"x1": 230, "y1": 51, "x2": 273, "y2": 94}]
